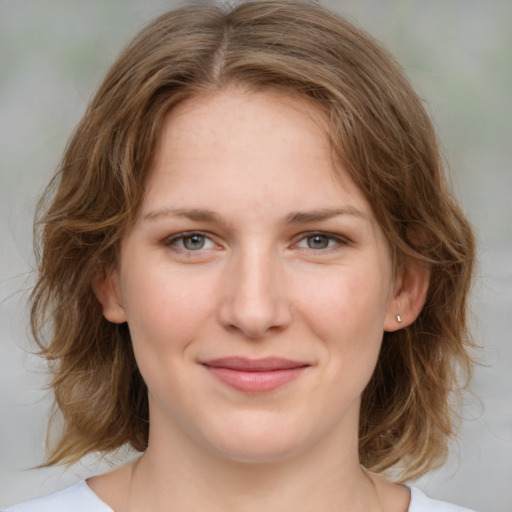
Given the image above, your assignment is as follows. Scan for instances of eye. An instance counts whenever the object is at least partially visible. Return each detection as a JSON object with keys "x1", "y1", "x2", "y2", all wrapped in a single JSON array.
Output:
[
  {"x1": 295, "y1": 232, "x2": 347, "y2": 250},
  {"x1": 165, "y1": 232, "x2": 216, "y2": 251}
]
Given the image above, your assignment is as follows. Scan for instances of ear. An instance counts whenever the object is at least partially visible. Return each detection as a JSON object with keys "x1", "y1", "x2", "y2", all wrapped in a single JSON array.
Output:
[
  {"x1": 384, "y1": 259, "x2": 430, "y2": 332},
  {"x1": 91, "y1": 267, "x2": 127, "y2": 324}
]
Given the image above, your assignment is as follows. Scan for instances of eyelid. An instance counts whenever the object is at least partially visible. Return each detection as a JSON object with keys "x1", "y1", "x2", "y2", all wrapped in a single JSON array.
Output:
[
  {"x1": 163, "y1": 231, "x2": 218, "y2": 251},
  {"x1": 162, "y1": 230, "x2": 349, "y2": 253},
  {"x1": 293, "y1": 231, "x2": 350, "y2": 250}
]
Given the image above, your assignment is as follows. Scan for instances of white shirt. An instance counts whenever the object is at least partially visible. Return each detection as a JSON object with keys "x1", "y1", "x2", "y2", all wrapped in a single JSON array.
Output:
[{"x1": 3, "y1": 480, "x2": 477, "y2": 512}]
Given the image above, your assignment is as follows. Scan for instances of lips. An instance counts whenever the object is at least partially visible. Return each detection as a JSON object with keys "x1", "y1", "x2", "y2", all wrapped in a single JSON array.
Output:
[{"x1": 201, "y1": 357, "x2": 310, "y2": 393}]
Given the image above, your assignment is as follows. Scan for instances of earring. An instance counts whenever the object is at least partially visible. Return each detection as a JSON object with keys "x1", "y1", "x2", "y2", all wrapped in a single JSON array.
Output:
[{"x1": 396, "y1": 314, "x2": 402, "y2": 323}]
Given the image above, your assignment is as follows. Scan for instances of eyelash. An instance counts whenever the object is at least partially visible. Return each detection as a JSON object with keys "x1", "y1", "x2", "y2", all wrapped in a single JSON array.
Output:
[
  {"x1": 163, "y1": 231, "x2": 349, "y2": 254},
  {"x1": 163, "y1": 231, "x2": 217, "y2": 253},
  {"x1": 294, "y1": 231, "x2": 349, "y2": 252}
]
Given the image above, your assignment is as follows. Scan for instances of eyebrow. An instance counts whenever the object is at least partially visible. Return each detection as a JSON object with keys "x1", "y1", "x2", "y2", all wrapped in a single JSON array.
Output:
[
  {"x1": 142, "y1": 206, "x2": 366, "y2": 225},
  {"x1": 144, "y1": 208, "x2": 223, "y2": 223},
  {"x1": 284, "y1": 207, "x2": 366, "y2": 224}
]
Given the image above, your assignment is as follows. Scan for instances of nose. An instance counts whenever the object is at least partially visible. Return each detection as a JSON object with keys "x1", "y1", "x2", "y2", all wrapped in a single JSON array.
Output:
[{"x1": 216, "y1": 245, "x2": 293, "y2": 340}]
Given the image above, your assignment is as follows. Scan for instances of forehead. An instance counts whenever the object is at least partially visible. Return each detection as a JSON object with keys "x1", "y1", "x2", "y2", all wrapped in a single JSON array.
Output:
[
  {"x1": 155, "y1": 87, "x2": 331, "y2": 165},
  {"x1": 144, "y1": 87, "x2": 370, "y2": 214}
]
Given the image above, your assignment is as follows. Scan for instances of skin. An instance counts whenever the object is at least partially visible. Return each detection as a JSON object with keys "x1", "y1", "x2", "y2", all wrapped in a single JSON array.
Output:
[{"x1": 92, "y1": 87, "x2": 428, "y2": 511}]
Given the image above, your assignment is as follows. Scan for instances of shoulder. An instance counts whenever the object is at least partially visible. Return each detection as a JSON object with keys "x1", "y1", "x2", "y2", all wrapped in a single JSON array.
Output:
[
  {"x1": 3, "y1": 481, "x2": 113, "y2": 512},
  {"x1": 409, "y1": 486, "x2": 477, "y2": 512}
]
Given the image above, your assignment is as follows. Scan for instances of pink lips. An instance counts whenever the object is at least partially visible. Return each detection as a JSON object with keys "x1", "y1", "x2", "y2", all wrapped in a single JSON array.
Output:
[{"x1": 201, "y1": 357, "x2": 310, "y2": 393}]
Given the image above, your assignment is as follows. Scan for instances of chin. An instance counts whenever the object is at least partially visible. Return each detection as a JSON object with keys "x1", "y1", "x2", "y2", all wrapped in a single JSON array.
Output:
[
  {"x1": 215, "y1": 439, "x2": 305, "y2": 465},
  {"x1": 201, "y1": 415, "x2": 315, "y2": 465}
]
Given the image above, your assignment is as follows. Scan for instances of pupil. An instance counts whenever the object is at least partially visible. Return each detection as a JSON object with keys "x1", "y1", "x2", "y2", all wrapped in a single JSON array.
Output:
[
  {"x1": 184, "y1": 235, "x2": 205, "y2": 250},
  {"x1": 308, "y1": 235, "x2": 328, "y2": 249}
]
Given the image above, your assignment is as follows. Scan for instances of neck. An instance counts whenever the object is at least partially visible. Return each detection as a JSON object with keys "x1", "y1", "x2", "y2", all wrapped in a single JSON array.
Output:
[{"x1": 127, "y1": 425, "x2": 383, "y2": 512}]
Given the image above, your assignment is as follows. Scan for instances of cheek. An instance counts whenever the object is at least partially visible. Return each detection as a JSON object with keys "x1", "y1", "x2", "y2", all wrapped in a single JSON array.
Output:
[
  {"x1": 297, "y1": 265, "x2": 391, "y2": 342},
  {"x1": 120, "y1": 264, "x2": 217, "y2": 372},
  {"x1": 296, "y1": 266, "x2": 392, "y2": 394}
]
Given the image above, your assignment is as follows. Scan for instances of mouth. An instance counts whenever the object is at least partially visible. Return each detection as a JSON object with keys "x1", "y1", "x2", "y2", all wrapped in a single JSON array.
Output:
[{"x1": 200, "y1": 357, "x2": 310, "y2": 393}]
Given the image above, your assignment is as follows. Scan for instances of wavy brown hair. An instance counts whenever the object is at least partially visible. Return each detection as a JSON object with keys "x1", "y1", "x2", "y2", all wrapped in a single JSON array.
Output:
[{"x1": 30, "y1": 0, "x2": 475, "y2": 481}]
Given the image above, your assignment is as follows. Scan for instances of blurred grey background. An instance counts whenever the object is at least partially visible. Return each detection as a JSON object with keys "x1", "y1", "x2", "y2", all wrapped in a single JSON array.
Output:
[{"x1": 1, "y1": 0, "x2": 511, "y2": 510}]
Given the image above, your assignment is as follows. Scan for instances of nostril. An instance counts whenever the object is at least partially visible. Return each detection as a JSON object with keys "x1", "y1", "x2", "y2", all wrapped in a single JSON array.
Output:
[{"x1": 217, "y1": 295, "x2": 292, "y2": 340}]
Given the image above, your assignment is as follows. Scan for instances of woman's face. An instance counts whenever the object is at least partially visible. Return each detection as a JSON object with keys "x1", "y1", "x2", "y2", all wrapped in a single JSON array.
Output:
[{"x1": 98, "y1": 88, "x2": 404, "y2": 463}]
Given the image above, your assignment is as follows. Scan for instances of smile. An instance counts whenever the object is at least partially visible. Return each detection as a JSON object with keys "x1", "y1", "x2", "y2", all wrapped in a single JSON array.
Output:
[{"x1": 201, "y1": 357, "x2": 310, "y2": 393}]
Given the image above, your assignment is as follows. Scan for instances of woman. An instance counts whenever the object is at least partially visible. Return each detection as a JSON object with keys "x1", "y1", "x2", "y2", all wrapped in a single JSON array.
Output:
[{"x1": 7, "y1": 1, "x2": 477, "y2": 510}]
